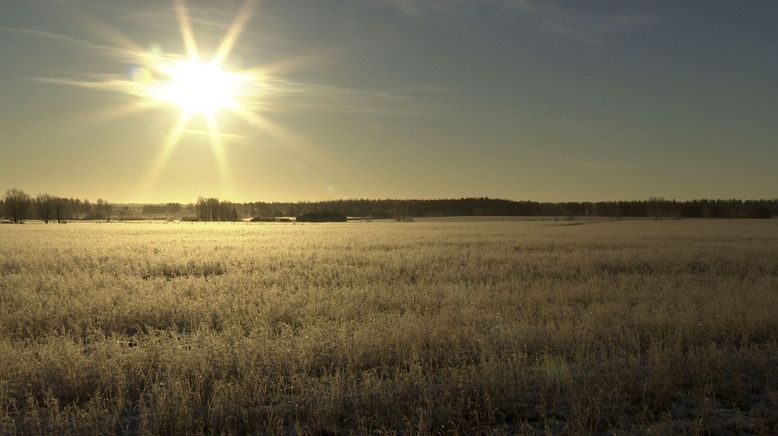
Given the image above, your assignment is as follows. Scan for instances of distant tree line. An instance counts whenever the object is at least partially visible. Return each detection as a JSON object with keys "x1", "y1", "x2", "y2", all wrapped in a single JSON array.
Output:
[
  {"x1": 1, "y1": 189, "x2": 112, "y2": 223},
  {"x1": 184, "y1": 197, "x2": 778, "y2": 221},
  {"x1": 195, "y1": 197, "x2": 239, "y2": 222},
  {"x1": 142, "y1": 203, "x2": 183, "y2": 215},
  {"x1": 237, "y1": 197, "x2": 777, "y2": 220},
  {"x1": 296, "y1": 212, "x2": 348, "y2": 222},
  {"x1": 3, "y1": 188, "x2": 776, "y2": 223}
]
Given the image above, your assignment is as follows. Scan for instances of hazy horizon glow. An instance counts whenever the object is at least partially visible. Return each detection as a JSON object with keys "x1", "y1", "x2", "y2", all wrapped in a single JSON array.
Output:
[{"x1": 1, "y1": 0, "x2": 776, "y2": 203}]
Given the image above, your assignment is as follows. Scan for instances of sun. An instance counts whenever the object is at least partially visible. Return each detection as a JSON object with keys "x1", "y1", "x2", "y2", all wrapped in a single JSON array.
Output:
[
  {"x1": 122, "y1": 0, "x2": 277, "y2": 198},
  {"x1": 153, "y1": 59, "x2": 247, "y2": 114},
  {"x1": 63, "y1": 0, "x2": 308, "y2": 199}
]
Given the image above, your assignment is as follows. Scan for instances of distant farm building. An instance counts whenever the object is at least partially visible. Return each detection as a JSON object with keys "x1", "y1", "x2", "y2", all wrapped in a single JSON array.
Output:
[{"x1": 296, "y1": 212, "x2": 347, "y2": 222}]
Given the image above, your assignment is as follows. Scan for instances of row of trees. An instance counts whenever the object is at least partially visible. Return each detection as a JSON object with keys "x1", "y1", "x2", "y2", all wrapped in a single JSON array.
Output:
[
  {"x1": 190, "y1": 197, "x2": 776, "y2": 221},
  {"x1": 2, "y1": 189, "x2": 112, "y2": 223},
  {"x1": 3, "y1": 189, "x2": 776, "y2": 223},
  {"x1": 237, "y1": 197, "x2": 777, "y2": 220},
  {"x1": 142, "y1": 203, "x2": 184, "y2": 215},
  {"x1": 195, "y1": 197, "x2": 239, "y2": 222}
]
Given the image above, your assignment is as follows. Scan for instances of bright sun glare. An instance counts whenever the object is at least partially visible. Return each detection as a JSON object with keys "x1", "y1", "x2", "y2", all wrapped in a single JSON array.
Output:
[
  {"x1": 154, "y1": 60, "x2": 246, "y2": 113},
  {"x1": 103, "y1": 0, "x2": 290, "y2": 199},
  {"x1": 61, "y1": 0, "x2": 310, "y2": 200}
]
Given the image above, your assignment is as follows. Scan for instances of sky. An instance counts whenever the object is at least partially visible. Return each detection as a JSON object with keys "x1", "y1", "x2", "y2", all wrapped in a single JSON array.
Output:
[{"x1": 1, "y1": 0, "x2": 776, "y2": 203}]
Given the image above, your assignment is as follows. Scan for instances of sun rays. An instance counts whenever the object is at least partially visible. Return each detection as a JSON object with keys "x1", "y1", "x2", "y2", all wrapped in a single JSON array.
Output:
[
  {"x1": 150, "y1": 59, "x2": 248, "y2": 112},
  {"x1": 63, "y1": 0, "x2": 293, "y2": 199},
  {"x1": 21, "y1": 0, "x2": 425, "y2": 201},
  {"x1": 126, "y1": 0, "x2": 264, "y2": 198}
]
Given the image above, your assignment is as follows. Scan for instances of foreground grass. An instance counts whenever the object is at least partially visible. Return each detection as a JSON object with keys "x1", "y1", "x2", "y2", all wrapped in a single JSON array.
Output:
[{"x1": 1, "y1": 219, "x2": 777, "y2": 434}]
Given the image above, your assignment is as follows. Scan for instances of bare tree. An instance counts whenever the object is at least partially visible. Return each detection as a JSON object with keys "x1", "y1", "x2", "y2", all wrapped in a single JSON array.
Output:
[
  {"x1": 118, "y1": 206, "x2": 131, "y2": 221},
  {"x1": 95, "y1": 199, "x2": 112, "y2": 222},
  {"x1": 35, "y1": 194, "x2": 55, "y2": 223},
  {"x1": 166, "y1": 202, "x2": 182, "y2": 215},
  {"x1": 4, "y1": 189, "x2": 31, "y2": 223},
  {"x1": 53, "y1": 197, "x2": 69, "y2": 223}
]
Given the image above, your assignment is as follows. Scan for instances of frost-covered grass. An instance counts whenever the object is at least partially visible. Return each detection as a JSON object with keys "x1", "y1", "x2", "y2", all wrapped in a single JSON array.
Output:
[{"x1": 1, "y1": 219, "x2": 777, "y2": 434}]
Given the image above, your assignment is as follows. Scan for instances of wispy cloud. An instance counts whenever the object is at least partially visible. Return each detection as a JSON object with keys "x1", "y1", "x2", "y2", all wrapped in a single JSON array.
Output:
[
  {"x1": 45, "y1": 0, "x2": 239, "y2": 32},
  {"x1": 558, "y1": 157, "x2": 634, "y2": 170},
  {"x1": 42, "y1": 0, "x2": 298, "y2": 51},
  {"x1": 31, "y1": 76, "x2": 130, "y2": 91},
  {"x1": 381, "y1": 0, "x2": 450, "y2": 16},
  {"x1": 382, "y1": 0, "x2": 657, "y2": 43},
  {"x1": 0, "y1": 26, "x2": 139, "y2": 62},
  {"x1": 256, "y1": 78, "x2": 440, "y2": 116},
  {"x1": 31, "y1": 73, "x2": 437, "y2": 117},
  {"x1": 520, "y1": 4, "x2": 656, "y2": 44},
  {"x1": 9, "y1": 20, "x2": 440, "y2": 118}
]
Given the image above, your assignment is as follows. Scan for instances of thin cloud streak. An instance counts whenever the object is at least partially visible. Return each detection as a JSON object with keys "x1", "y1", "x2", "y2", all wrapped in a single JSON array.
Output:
[
  {"x1": 6, "y1": 0, "x2": 458, "y2": 127},
  {"x1": 33, "y1": 73, "x2": 440, "y2": 118},
  {"x1": 0, "y1": 26, "x2": 140, "y2": 62},
  {"x1": 46, "y1": 0, "x2": 240, "y2": 31},
  {"x1": 256, "y1": 78, "x2": 440, "y2": 116},
  {"x1": 382, "y1": 0, "x2": 657, "y2": 43},
  {"x1": 44, "y1": 0, "x2": 297, "y2": 51},
  {"x1": 558, "y1": 157, "x2": 635, "y2": 170},
  {"x1": 12, "y1": 13, "x2": 443, "y2": 119}
]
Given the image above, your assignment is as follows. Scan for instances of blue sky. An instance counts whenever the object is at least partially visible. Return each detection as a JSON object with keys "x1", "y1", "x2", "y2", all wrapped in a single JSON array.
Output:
[{"x1": 1, "y1": 0, "x2": 776, "y2": 202}]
